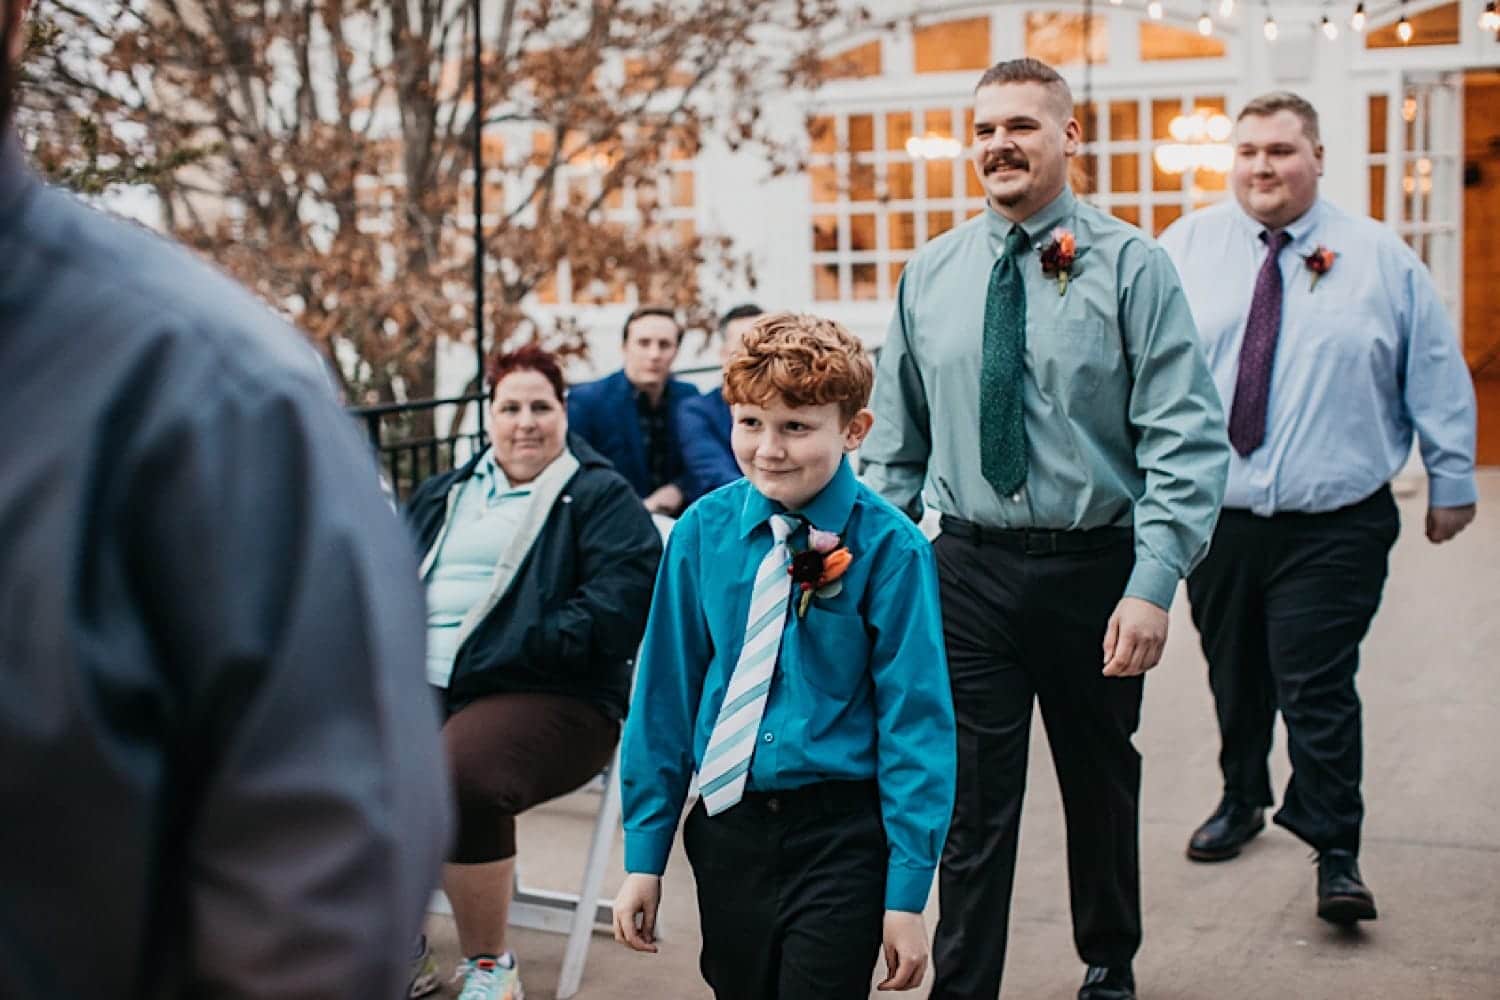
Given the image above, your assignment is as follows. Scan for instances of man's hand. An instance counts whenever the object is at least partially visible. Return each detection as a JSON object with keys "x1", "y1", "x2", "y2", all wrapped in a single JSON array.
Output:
[
  {"x1": 643, "y1": 483, "x2": 685, "y2": 516},
  {"x1": 876, "y1": 910, "x2": 928, "y2": 991},
  {"x1": 1102, "y1": 596, "x2": 1169, "y2": 677},
  {"x1": 1426, "y1": 503, "x2": 1476, "y2": 544},
  {"x1": 612, "y1": 873, "x2": 662, "y2": 954}
]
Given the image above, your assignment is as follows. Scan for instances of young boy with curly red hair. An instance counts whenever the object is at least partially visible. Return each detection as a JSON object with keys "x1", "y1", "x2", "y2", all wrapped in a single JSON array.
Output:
[{"x1": 614, "y1": 312, "x2": 956, "y2": 998}]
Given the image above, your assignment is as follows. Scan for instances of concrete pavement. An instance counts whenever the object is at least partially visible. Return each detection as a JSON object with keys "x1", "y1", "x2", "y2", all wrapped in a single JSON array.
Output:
[{"x1": 425, "y1": 472, "x2": 1500, "y2": 999}]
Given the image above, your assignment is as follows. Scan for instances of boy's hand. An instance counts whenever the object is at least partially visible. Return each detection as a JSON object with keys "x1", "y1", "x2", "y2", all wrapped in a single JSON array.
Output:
[
  {"x1": 876, "y1": 910, "x2": 928, "y2": 991},
  {"x1": 612, "y1": 873, "x2": 662, "y2": 953}
]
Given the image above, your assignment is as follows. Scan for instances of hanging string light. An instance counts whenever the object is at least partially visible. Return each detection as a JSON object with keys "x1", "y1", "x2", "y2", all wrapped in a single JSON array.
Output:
[
  {"x1": 1199, "y1": 8, "x2": 1215, "y2": 33},
  {"x1": 1147, "y1": 0, "x2": 1164, "y2": 19},
  {"x1": 1263, "y1": 8, "x2": 1279, "y2": 39},
  {"x1": 1219, "y1": 0, "x2": 1235, "y2": 15},
  {"x1": 1350, "y1": 1, "x2": 1367, "y2": 31},
  {"x1": 1396, "y1": 0, "x2": 1414, "y2": 43},
  {"x1": 1320, "y1": 12, "x2": 1339, "y2": 38}
]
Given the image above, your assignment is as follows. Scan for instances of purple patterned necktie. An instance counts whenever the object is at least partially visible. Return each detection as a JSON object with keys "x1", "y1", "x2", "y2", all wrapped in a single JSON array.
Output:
[{"x1": 1227, "y1": 229, "x2": 1294, "y2": 456}]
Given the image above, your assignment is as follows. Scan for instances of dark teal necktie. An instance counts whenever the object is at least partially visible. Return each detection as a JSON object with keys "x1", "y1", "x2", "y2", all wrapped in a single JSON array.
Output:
[{"x1": 981, "y1": 226, "x2": 1029, "y2": 496}]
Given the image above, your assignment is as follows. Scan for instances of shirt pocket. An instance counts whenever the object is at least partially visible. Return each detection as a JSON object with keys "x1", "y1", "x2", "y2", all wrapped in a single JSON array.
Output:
[
  {"x1": 792, "y1": 605, "x2": 872, "y2": 699},
  {"x1": 1050, "y1": 317, "x2": 1109, "y2": 395}
]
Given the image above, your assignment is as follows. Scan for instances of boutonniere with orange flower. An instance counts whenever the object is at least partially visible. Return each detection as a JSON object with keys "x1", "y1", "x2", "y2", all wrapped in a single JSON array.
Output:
[
  {"x1": 1039, "y1": 227, "x2": 1089, "y2": 296},
  {"x1": 788, "y1": 527, "x2": 853, "y2": 618},
  {"x1": 1304, "y1": 245, "x2": 1337, "y2": 291}
]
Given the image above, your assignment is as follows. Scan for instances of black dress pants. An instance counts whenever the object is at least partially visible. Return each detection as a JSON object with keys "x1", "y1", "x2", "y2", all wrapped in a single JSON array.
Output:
[
  {"x1": 1186, "y1": 485, "x2": 1399, "y2": 855},
  {"x1": 930, "y1": 524, "x2": 1142, "y2": 1000},
  {"x1": 684, "y1": 780, "x2": 887, "y2": 1000}
]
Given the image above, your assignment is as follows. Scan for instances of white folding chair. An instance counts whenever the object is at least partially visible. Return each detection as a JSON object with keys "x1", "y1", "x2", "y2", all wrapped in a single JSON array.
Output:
[
  {"x1": 427, "y1": 749, "x2": 624, "y2": 999},
  {"x1": 509, "y1": 745, "x2": 623, "y2": 998}
]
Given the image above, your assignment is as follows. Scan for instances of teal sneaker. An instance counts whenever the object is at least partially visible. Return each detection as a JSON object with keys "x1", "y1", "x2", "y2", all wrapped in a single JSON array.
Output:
[
  {"x1": 406, "y1": 934, "x2": 440, "y2": 998},
  {"x1": 455, "y1": 955, "x2": 524, "y2": 1000}
]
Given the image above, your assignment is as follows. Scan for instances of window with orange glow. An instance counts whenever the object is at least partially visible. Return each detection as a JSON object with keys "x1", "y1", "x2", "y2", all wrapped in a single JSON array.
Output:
[
  {"x1": 1025, "y1": 13, "x2": 1109, "y2": 67},
  {"x1": 821, "y1": 40, "x2": 883, "y2": 79},
  {"x1": 523, "y1": 125, "x2": 699, "y2": 306},
  {"x1": 1139, "y1": 21, "x2": 1228, "y2": 60},
  {"x1": 913, "y1": 16, "x2": 991, "y2": 73},
  {"x1": 806, "y1": 104, "x2": 986, "y2": 302},
  {"x1": 1366, "y1": 2, "x2": 1459, "y2": 47}
]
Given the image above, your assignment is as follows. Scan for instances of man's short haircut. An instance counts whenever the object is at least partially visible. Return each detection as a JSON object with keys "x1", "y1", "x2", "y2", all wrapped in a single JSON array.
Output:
[
  {"x1": 1237, "y1": 91, "x2": 1321, "y2": 145},
  {"x1": 486, "y1": 343, "x2": 567, "y2": 403},
  {"x1": 621, "y1": 305, "x2": 683, "y2": 344},
  {"x1": 718, "y1": 302, "x2": 764, "y2": 333},
  {"x1": 722, "y1": 312, "x2": 874, "y2": 422},
  {"x1": 974, "y1": 58, "x2": 1074, "y2": 123}
]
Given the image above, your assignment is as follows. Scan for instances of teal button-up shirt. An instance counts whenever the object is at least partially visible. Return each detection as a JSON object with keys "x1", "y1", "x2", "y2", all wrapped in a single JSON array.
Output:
[
  {"x1": 620, "y1": 458, "x2": 956, "y2": 912},
  {"x1": 863, "y1": 188, "x2": 1230, "y2": 609}
]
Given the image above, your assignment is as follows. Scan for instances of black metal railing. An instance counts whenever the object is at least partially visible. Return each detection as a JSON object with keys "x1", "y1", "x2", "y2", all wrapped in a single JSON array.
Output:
[
  {"x1": 345, "y1": 353, "x2": 879, "y2": 502},
  {"x1": 350, "y1": 393, "x2": 488, "y2": 501}
]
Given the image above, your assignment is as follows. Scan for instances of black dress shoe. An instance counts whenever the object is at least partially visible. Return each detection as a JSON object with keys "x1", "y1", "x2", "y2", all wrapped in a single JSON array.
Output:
[
  {"x1": 1186, "y1": 798, "x2": 1265, "y2": 862},
  {"x1": 1079, "y1": 964, "x2": 1136, "y2": 1000},
  {"x1": 1317, "y1": 849, "x2": 1378, "y2": 924}
]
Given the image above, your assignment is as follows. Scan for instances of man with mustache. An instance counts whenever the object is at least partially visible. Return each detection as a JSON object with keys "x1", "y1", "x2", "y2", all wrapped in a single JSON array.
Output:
[
  {"x1": 1159, "y1": 92, "x2": 1476, "y2": 923},
  {"x1": 865, "y1": 58, "x2": 1229, "y2": 1000},
  {"x1": 0, "y1": 1, "x2": 451, "y2": 996}
]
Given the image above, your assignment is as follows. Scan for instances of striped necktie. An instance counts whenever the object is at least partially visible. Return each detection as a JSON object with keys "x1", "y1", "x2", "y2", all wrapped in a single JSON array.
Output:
[{"x1": 698, "y1": 513, "x2": 797, "y2": 816}]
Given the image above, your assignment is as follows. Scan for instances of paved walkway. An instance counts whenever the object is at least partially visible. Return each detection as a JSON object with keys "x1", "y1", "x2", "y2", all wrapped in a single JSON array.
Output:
[{"x1": 425, "y1": 472, "x2": 1500, "y2": 999}]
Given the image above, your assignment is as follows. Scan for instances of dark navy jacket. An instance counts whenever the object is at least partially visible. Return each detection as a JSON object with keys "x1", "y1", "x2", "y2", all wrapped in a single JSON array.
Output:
[
  {"x1": 676, "y1": 386, "x2": 742, "y2": 504},
  {"x1": 0, "y1": 132, "x2": 449, "y2": 998},
  {"x1": 566, "y1": 369, "x2": 699, "y2": 498},
  {"x1": 403, "y1": 433, "x2": 661, "y2": 720}
]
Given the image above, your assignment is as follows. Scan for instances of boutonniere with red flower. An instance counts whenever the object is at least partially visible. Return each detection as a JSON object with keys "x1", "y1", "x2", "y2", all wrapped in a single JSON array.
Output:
[
  {"x1": 1304, "y1": 245, "x2": 1337, "y2": 291},
  {"x1": 1039, "y1": 227, "x2": 1089, "y2": 296},
  {"x1": 788, "y1": 527, "x2": 853, "y2": 618}
]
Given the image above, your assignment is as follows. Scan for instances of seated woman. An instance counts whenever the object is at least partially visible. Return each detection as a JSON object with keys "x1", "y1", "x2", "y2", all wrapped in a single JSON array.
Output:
[{"x1": 404, "y1": 345, "x2": 662, "y2": 1000}]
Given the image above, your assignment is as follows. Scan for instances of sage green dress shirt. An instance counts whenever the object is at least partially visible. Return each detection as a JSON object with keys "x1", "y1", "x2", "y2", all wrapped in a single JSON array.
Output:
[{"x1": 863, "y1": 188, "x2": 1230, "y2": 610}]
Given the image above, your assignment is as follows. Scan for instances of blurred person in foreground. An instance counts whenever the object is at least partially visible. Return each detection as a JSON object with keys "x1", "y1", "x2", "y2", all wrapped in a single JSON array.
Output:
[
  {"x1": 1160, "y1": 91, "x2": 1477, "y2": 923},
  {"x1": 0, "y1": 0, "x2": 451, "y2": 996},
  {"x1": 405, "y1": 345, "x2": 661, "y2": 1000}
]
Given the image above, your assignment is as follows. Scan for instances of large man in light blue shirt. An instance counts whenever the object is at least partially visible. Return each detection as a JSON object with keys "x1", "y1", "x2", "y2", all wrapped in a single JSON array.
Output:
[
  {"x1": 1159, "y1": 91, "x2": 1477, "y2": 926},
  {"x1": 865, "y1": 58, "x2": 1229, "y2": 1000}
]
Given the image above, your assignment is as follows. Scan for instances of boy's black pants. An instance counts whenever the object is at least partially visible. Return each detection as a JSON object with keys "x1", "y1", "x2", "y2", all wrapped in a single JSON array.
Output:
[
  {"x1": 684, "y1": 780, "x2": 887, "y2": 1000},
  {"x1": 929, "y1": 523, "x2": 1142, "y2": 1000}
]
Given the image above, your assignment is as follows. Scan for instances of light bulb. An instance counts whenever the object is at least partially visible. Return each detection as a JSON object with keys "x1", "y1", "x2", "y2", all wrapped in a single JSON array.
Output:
[
  {"x1": 1350, "y1": 2, "x2": 1366, "y2": 30},
  {"x1": 1219, "y1": 0, "x2": 1234, "y2": 15},
  {"x1": 1263, "y1": 14, "x2": 1279, "y2": 39},
  {"x1": 1481, "y1": 1, "x2": 1499, "y2": 30},
  {"x1": 1199, "y1": 12, "x2": 1215, "y2": 33},
  {"x1": 1147, "y1": 0, "x2": 1164, "y2": 18},
  {"x1": 1397, "y1": 15, "x2": 1413, "y2": 41},
  {"x1": 1321, "y1": 14, "x2": 1339, "y2": 38}
]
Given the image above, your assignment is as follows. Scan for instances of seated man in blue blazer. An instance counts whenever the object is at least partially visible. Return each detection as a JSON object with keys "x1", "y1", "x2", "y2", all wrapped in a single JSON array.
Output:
[
  {"x1": 676, "y1": 303, "x2": 762, "y2": 505},
  {"x1": 568, "y1": 306, "x2": 700, "y2": 515}
]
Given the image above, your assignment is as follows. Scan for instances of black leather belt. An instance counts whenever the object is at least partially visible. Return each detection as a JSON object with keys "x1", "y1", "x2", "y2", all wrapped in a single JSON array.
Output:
[
  {"x1": 737, "y1": 779, "x2": 879, "y2": 817},
  {"x1": 939, "y1": 515, "x2": 1132, "y2": 555}
]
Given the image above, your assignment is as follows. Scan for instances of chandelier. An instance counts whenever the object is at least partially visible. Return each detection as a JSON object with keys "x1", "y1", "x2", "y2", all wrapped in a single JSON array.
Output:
[
  {"x1": 1153, "y1": 109, "x2": 1233, "y2": 175},
  {"x1": 905, "y1": 133, "x2": 964, "y2": 160}
]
